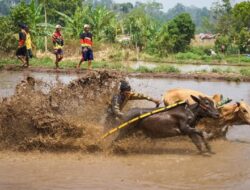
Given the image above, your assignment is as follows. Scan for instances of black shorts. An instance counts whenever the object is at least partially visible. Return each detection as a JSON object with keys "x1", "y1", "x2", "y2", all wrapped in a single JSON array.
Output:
[
  {"x1": 16, "y1": 46, "x2": 27, "y2": 57},
  {"x1": 82, "y1": 47, "x2": 94, "y2": 61},
  {"x1": 27, "y1": 49, "x2": 33, "y2": 58},
  {"x1": 54, "y1": 48, "x2": 63, "y2": 55}
]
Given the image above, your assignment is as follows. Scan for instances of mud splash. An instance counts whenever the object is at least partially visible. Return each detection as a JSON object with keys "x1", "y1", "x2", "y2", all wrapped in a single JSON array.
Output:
[{"x1": 0, "y1": 70, "x2": 122, "y2": 151}]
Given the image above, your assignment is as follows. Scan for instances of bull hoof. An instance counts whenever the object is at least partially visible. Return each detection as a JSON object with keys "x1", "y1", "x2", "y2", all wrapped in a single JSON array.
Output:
[
  {"x1": 200, "y1": 152, "x2": 211, "y2": 157},
  {"x1": 208, "y1": 150, "x2": 216, "y2": 155}
]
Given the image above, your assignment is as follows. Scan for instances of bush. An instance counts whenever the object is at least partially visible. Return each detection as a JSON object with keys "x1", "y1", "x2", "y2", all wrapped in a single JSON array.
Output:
[
  {"x1": 189, "y1": 47, "x2": 206, "y2": 56},
  {"x1": 240, "y1": 68, "x2": 250, "y2": 76},
  {"x1": 175, "y1": 52, "x2": 201, "y2": 60},
  {"x1": 135, "y1": 66, "x2": 153, "y2": 73},
  {"x1": 226, "y1": 44, "x2": 240, "y2": 54},
  {"x1": 167, "y1": 13, "x2": 195, "y2": 52},
  {"x1": 240, "y1": 56, "x2": 250, "y2": 63},
  {"x1": 215, "y1": 35, "x2": 231, "y2": 53},
  {"x1": 153, "y1": 65, "x2": 180, "y2": 73},
  {"x1": 0, "y1": 17, "x2": 16, "y2": 52}
]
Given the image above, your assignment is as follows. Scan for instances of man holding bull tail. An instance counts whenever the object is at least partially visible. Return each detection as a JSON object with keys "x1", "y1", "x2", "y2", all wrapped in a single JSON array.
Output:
[{"x1": 105, "y1": 80, "x2": 160, "y2": 128}]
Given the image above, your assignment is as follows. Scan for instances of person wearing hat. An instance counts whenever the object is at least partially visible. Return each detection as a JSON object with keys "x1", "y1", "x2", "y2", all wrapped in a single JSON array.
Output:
[
  {"x1": 77, "y1": 24, "x2": 93, "y2": 69},
  {"x1": 105, "y1": 80, "x2": 160, "y2": 128},
  {"x1": 52, "y1": 24, "x2": 64, "y2": 69},
  {"x1": 16, "y1": 24, "x2": 29, "y2": 67}
]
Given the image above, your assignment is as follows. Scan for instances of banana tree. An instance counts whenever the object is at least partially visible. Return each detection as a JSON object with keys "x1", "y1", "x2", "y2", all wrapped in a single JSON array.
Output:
[
  {"x1": 56, "y1": 5, "x2": 117, "y2": 41},
  {"x1": 55, "y1": 6, "x2": 90, "y2": 38}
]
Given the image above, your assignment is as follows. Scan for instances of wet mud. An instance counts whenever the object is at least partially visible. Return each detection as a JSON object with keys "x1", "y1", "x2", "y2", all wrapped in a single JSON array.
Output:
[
  {"x1": 0, "y1": 70, "x2": 250, "y2": 190},
  {"x1": 0, "y1": 70, "x2": 122, "y2": 151}
]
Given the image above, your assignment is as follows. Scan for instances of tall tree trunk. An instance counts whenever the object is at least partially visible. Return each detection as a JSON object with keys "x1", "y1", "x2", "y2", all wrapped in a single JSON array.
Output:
[{"x1": 44, "y1": 4, "x2": 48, "y2": 53}]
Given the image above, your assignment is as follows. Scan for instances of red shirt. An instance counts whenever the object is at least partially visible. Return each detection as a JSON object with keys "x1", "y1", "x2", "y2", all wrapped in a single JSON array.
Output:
[
  {"x1": 52, "y1": 31, "x2": 63, "y2": 45},
  {"x1": 18, "y1": 31, "x2": 26, "y2": 47},
  {"x1": 80, "y1": 32, "x2": 93, "y2": 47}
]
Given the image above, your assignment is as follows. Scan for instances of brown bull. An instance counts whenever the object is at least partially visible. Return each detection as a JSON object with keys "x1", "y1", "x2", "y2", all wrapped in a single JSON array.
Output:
[
  {"x1": 163, "y1": 88, "x2": 222, "y2": 106},
  {"x1": 115, "y1": 95, "x2": 219, "y2": 153},
  {"x1": 198, "y1": 101, "x2": 250, "y2": 139},
  {"x1": 163, "y1": 88, "x2": 250, "y2": 139}
]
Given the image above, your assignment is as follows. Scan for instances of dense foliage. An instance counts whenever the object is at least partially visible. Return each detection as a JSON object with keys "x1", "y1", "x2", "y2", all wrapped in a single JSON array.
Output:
[
  {"x1": 0, "y1": 0, "x2": 249, "y2": 55},
  {"x1": 207, "y1": 0, "x2": 250, "y2": 54}
]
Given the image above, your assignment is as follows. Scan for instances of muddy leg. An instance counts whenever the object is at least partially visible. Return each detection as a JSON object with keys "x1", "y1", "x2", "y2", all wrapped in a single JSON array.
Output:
[
  {"x1": 188, "y1": 133, "x2": 207, "y2": 153},
  {"x1": 200, "y1": 132, "x2": 213, "y2": 153}
]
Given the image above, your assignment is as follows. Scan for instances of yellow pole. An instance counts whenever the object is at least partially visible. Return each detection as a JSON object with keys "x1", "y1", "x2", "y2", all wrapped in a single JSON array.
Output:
[{"x1": 101, "y1": 101, "x2": 186, "y2": 140}]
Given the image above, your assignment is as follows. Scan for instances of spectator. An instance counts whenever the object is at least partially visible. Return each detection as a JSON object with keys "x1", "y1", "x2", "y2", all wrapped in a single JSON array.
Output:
[
  {"x1": 16, "y1": 24, "x2": 28, "y2": 67},
  {"x1": 77, "y1": 24, "x2": 93, "y2": 69},
  {"x1": 25, "y1": 26, "x2": 35, "y2": 59},
  {"x1": 52, "y1": 24, "x2": 64, "y2": 69}
]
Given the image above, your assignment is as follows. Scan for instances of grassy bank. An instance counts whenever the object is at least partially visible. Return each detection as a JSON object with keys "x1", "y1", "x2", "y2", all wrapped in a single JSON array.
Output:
[
  {"x1": 0, "y1": 56, "x2": 250, "y2": 78},
  {"x1": 103, "y1": 45, "x2": 250, "y2": 66},
  {"x1": 0, "y1": 57, "x2": 181, "y2": 74}
]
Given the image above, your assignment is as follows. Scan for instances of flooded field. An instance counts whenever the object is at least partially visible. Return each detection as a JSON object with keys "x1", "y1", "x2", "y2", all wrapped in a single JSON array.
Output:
[
  {"x1": 130, "y1": 61, "x2": 250, "y2": 74},
  {"x1": 0, "y1": 70, "x2": 250, "y2": 190}
]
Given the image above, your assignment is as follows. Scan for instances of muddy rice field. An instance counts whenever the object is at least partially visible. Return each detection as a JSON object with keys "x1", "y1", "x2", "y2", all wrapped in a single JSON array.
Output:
[{"x1": 0, "y1": 70, "x2": 250, "y2": 190}]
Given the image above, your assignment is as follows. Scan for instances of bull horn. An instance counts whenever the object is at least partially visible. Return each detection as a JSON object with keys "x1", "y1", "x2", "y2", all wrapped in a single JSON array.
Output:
[{"x1": 190, "y1": 95, "x2": 200, "y2": 103}]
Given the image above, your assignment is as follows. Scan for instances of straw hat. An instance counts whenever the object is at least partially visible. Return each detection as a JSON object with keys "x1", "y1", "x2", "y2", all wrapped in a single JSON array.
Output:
[
  {"x1": 84, "y1": 24, "x2": 90, "y2": 29},
  {"x1": 55, "y1": 24, "x2": 62, "y2": 29}
]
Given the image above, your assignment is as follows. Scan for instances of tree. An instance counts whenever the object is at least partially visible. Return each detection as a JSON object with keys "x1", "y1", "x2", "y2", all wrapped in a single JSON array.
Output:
[
  {"x1": 123, "y1": 7, "x2": 157, "y2": 51},
  {"x1": 165, "y1": 3, "x2": 210, "y2": 32},
  {"x1": 232, "y1": 1, "x2": 250, "y2": 31},
  {"x1": 0, "y1": 16, "x2": 17, "y2": 51},
  {"x1": 38, "y1": 0, "x2": 83, "y2": 24},
  {"x1": 231, "y1": 1, "x2": 250, "y2": 53},
  {"x1": 10, "y1": 0, "x2": 32, "y2": 32},
  {"x1": 113, "y1": 2, "x2": 133, "y2": 14},
  {"x1": 56, "y1": 5, "x2": 117, "y2": 41},
  {"x1": 152, "y1": 24, "x2": 174, "y2": 56},
  {"x1": 236, "y1": 28, "x2": 250, "y2": 53},
  {"x1": 210, "y1": 0, "x2": 233, "y2": 34},
  {"x1": 212, "y1": 1, "x2": 250, "y2": 53},
  {"x1": 10, "y1": 0, "x2": 44, "y2": 33},
  {"x1": 167, "y1": 13, "x2": 195, "y2": 52}
]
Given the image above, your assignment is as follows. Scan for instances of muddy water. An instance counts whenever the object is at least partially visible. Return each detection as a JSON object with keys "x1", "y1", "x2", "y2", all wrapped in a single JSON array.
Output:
[
  {"x1": 0, "y1": 70, "x2": 250, "y2": 190},
  {"x1": 0, "y1": 141, "x2": 250, "y2": 190},
  {"x1": 130, "y1": 61, "x2": 250, "y2": 73}
]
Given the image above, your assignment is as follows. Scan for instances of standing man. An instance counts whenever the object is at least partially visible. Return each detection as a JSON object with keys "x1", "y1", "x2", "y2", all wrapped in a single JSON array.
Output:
[
  {"x1": 52, "y1": 24, "x2": 64, "y2": 69},
  {"x1": 25, "y1": 26, "x2": 34, "y2": 59},
  {"x1": 16, "y1": 24, "x2": 28, "y2": 67},
  {"x1": 77, "y1": 24, "x2": 93, "y2": 69}
]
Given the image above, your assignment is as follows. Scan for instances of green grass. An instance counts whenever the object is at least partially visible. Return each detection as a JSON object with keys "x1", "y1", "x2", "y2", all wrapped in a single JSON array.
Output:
[
  {"x1": 211, "y1": 67, "x2": 237, "y2": 74},
  {"x1": 134, "y1": 65, "x2": 180, "y2": 73},
  {"x1": 135, "y1": 66, "x2": 154, "y2": 73},
  {"x1": 153, "y1": 65, "x2": 180, "y2": 73},
  {"x1": 0, "y1": 57, "x2": 122, "y2": 70},
  {"x1": 0, "y1": 56, "x2": 249, "y2": 77},
  {"x1": 175, "y1": 52, "x2": 202, "y2": 60},
  {"x1": 225, "y1": 56, "x2": 250, "y2": 64},
  {"x1": 240, "y1": 68, "x2": 250, "y2": 76},
  {"x1": 92, "y1": 61, "x2": 128, "y2": 71}
]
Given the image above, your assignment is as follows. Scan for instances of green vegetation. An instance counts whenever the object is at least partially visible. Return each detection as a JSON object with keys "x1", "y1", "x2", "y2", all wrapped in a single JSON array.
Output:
[
  {"x1": 0, "y1": 57, "x2": 181, "y2": 74},
  {"x1": 0, "y1": 0, "x2": 250, "y2": 69},
  {"x1": 240, "y1": 68, "x2": 250, "y2": 77},
  {"x1": 211, "y1": 67, "x2": 236, "y2": 74},
  {"x1": 0, "y1": 0, "x2": 196, "y2": 55},
  {"x1": 153, "y1": 65, "x2": 180, "y2": 73}
]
